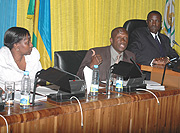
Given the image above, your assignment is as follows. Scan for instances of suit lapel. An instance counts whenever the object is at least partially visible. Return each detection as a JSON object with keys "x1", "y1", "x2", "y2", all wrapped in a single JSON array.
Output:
[
  {"x1": 158, "y1": 34, "x2": 167, "y2": 55},
  {"x1": 145, "y1": 28, "x2": 162, "y2": 54},
  {"x1": 123, "y1": 51, "x2": 128, "y2": 62},
  {"x1": 106, "y1": 46, "x2": 111, "y2": 66}
]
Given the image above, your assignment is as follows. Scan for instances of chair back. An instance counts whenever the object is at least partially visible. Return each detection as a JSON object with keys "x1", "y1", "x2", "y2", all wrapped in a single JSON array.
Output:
[
  {"x1": 54, "y1": 50, "x2": 87, "y2": 80},
  {"x1": 123, "y1": 19, "x2": 147, "y2": 36}
]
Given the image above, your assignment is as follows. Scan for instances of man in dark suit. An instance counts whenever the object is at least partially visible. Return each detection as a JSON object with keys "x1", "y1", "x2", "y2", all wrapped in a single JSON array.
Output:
[
  {"x1": 128, "y1": 10, "x2": 178, "y2": 66},
  {"x1": 77, "y1": 27, "x2": 135, "y2": 81}
]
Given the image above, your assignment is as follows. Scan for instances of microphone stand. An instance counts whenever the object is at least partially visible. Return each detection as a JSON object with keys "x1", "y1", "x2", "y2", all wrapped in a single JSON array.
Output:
[
  {"x1": 106, "y1": 65, "x2": 116, "y2": 95},
  {"x1": 106, "y1": 69, "x2": 111, "y2": 95},
  {"x1": 161, "y1": 64, "x2": 167, "y2": 86},
  {"x1": 31, "y1": 70, "x2": 42, "y2": 106},
  {"x1": 161, "y1": 57, "x2": 178, "y2": 86}
]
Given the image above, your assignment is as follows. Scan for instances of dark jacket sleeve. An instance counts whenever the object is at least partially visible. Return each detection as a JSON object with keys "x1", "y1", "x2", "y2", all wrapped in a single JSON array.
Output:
[
  {"x1": 160, "y1": 34, "x2": 179, "y2": 59},
  {"x1": 76, "y1": 49, "x2": 93, "y2": 79}
]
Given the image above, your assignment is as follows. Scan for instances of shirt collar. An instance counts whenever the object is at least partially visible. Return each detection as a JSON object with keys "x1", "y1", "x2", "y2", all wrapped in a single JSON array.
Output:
[
  {"x1": 110, "y1": 45, "x2": 123, "y2": 65},
  {"x1": 150, "y1": 32, "x2": 159, "y2": 39}
]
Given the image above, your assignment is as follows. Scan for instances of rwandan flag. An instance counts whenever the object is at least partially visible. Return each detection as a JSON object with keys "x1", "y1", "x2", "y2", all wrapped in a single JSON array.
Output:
[
  {"x1": 162, "y1": 0, "x2": 175, "y2": 47},
  {"x1": 27, "y1": 0, "x2": 52, "y2": 69},
  {"x1": 27, "y1": 0, "x2": 36, "y2": 19}
]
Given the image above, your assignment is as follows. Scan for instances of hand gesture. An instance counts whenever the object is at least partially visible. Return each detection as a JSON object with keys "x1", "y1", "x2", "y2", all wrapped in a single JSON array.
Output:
[{"x1": 90, "y1": 49, "x2": 103, "y2": 68}]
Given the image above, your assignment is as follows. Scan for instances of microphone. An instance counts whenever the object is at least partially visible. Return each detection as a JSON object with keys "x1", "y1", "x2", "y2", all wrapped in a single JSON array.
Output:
[
  {"x1": 172, "y1": 40, "x2": 180, "y2": 47},
  {"x1": 169, "y1": 57, "x2": 178, "y2": 62},
  {"x1": 161, "y1": 64, "x2": 168, "y2": 86},
  {"x1": 106, "y1": 64, "x2": 116, "y2": 95},
  {"x1": 161, "y1": 57, "x2": 178, "y2": 85},
  {"x1": 32, "y1": 69, "x2": 44, "y2": 106},
  {"x1": 167, "y1": 56, "x2": 179, "y2": 68},
  {"x1": 53, "y1": 66, "x2": 81, "y2": 80}
]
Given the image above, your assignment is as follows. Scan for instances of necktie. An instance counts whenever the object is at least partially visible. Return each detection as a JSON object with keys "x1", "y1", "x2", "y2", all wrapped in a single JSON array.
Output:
[
  {"x1": 115, "y1": 55, "x2": 121, "y2": 64},
  {"x1": 155, "y1": 35, "x2": 165, "y2": 57}
]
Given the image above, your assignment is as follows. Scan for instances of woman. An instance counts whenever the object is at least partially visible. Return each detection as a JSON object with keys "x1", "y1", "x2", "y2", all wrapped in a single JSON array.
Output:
[{"x1": 0, "y1": 27, "x2": 42, "y2": 90}]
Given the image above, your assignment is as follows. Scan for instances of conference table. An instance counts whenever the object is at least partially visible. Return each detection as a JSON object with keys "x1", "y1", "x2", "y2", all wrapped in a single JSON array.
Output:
[
  {"x1": 0, "y1": 65, "x2": 180, "y2": 133},
  {"x1": 141, "y1": 64, "x2": 180, "y2": 88}
]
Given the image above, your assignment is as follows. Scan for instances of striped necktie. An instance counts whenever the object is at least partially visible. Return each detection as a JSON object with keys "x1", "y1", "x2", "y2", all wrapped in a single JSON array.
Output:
[
  {"x1": 115, "y1": 55, "x2": 121, "y2": 64},
  {"x1": 155, "y1": 35, "x2": 165, "y2": 57}
]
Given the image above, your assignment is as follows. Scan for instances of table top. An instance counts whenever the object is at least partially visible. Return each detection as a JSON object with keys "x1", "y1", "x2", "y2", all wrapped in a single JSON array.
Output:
[{"x1": 0, "y1": 86, "x2": 180, "y2": 126}]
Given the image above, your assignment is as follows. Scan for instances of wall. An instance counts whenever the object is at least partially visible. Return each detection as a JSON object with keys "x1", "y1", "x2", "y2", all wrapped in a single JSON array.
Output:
[{"x1": 16, "y1": 0, "x2": 180, "y2": 68}]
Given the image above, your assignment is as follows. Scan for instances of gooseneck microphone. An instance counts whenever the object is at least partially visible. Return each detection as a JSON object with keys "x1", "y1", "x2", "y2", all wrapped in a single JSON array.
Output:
[
  {"x1": 32, "y1": 69, "x2": 44, "y2": 106},
  {"x1": 53, "y1": 66, "x2": 81, "y2": 80},
  {"x1": 172, "y1": 40, "x2": 180, "y2": 47},
  {"x1": 161, "y1": 56, "x2": 179, "y2": 86},
  {"x1": 161, "y1": 64, "x2": 167, "y2": 86},
  {"x1": 106, "y1": 64, "x2": 117, "y2": 95},
  {"x1": 169, "y1": 57, "x2": 178, "y2": 62}
]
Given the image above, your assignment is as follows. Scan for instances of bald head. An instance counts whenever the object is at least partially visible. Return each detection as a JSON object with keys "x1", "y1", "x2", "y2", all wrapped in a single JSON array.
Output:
[
  {"x1": 110, "y1": 27, "x2": 128, "y2": 54},
  {"x1": 111, "y1": 27, "x2": 128, "y2": 38}
]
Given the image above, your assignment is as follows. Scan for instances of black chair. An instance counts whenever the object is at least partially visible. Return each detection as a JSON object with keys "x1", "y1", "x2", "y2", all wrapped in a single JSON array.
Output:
[
  {"x1": 123, "y1": 19, "x2": 147, "y2": 36},
  {"x1": 54, "y1": 50, "x2": 87, "y2": 80},
  {"x1": 123, "y1": 19, "x2": 151, "y2": 79}
]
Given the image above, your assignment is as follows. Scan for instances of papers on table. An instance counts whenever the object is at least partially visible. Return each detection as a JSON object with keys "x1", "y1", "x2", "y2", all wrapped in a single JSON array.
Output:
[
  {"x1": 101, "y1": 80, "x2": 165, "y2": 91},
  {"x1": 145, "y1": 80, "x2": 165, "y2": 90},
  {"x1": 35, "y1": 86, "x2": 58, "y2": 96},
  {"x1": 14, "y1": 86, "x2": 58, "y2": 102}
]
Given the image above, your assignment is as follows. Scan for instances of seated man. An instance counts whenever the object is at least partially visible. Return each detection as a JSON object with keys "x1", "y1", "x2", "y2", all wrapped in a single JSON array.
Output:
[
  {"x1": 77, "y1": 27, "x2": 135, "y2": 81},
  {"x1": 128, "y1": 10, "x2": 179, "y2": 66}
]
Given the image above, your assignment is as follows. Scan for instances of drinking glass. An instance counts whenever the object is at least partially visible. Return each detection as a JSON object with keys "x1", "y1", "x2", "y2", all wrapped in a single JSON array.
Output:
[{"x1": 5, "y1": 81, "x2": 15, "y2": 107}]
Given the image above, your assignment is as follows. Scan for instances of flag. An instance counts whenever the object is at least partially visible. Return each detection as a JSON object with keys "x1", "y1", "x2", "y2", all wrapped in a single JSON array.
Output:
[
  {"x1": 29, "y1": 0, "x2": 52, "y2": 69},
  {"x1": 27, "y1": 0, "x2": 36, "y2": 19},
  {"x1": 162, "y1": 0, "x2": 175, "y2": 47}
]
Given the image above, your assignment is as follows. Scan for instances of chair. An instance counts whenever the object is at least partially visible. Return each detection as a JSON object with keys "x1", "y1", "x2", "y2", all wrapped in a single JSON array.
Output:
[
  {"x1": 54, "y1": 50, "x2": 87, "y2": 80},
  {"x1": 123, "y1": 19, "x2": 150, "y2": 79},
  {"x1": 123, "y1": 19, "x2": 147, "y2": 36}
]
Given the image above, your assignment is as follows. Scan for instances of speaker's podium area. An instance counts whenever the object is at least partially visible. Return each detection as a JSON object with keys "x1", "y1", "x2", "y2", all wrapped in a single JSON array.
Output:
[{"x1": 1, "y1": 58, "x2": 180, "y2": 132}]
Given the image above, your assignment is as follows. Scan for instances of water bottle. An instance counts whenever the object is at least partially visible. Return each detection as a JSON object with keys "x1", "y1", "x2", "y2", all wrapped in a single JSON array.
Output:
[
  {"x1": 90, "y1": 65, "x2": 99, "y2": 96},
  {"x1": 20, "y1": 71, "x2": 31, "y2": 109},
  {"x1": 115, "y1": 75, "x2": 123, "y2": 92}
]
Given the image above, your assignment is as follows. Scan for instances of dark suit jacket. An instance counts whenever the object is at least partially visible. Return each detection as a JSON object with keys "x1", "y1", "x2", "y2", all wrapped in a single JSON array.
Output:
[
  {"x1": 77, "y1": 45, "x2": 135, "y2": 81},
  {"x1": 128, "y1": 27, "x2": 178, "y2": 66}
]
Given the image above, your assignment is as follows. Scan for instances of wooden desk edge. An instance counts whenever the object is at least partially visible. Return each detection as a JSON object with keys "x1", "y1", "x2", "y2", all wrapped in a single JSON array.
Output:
[
  {"x1": 141, "y1": 65, "x2": 153, "y2": 72},
  {"x1": 1, "y1": 88, "x2": 180, "y2": 126}
]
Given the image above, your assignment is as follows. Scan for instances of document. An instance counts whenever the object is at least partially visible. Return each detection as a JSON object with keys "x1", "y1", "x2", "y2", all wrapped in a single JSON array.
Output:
[
  {"x1": 35, "y1": 86, "x2": 58, "y2": 96},
  {"x1": 145, "y1": 80, "x2": 165, "y2": 90}
]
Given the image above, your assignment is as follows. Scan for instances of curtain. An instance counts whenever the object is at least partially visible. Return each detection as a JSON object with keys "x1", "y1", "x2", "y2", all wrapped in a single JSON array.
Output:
[
  {"x1": 14, "y1": 0, "x2": 180, "y2": 68},
  {"x1": 0, "y1": 0, "x2": 17, "y2": 48}
]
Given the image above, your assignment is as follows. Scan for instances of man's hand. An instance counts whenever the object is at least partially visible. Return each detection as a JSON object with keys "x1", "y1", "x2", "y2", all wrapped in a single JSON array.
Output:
[
  {"x1": 90, "y1": 49, "x2": 103, "y2": 69},
  {"x1": 152, "y1": 57, "x2": 170, "y2": 65}
]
